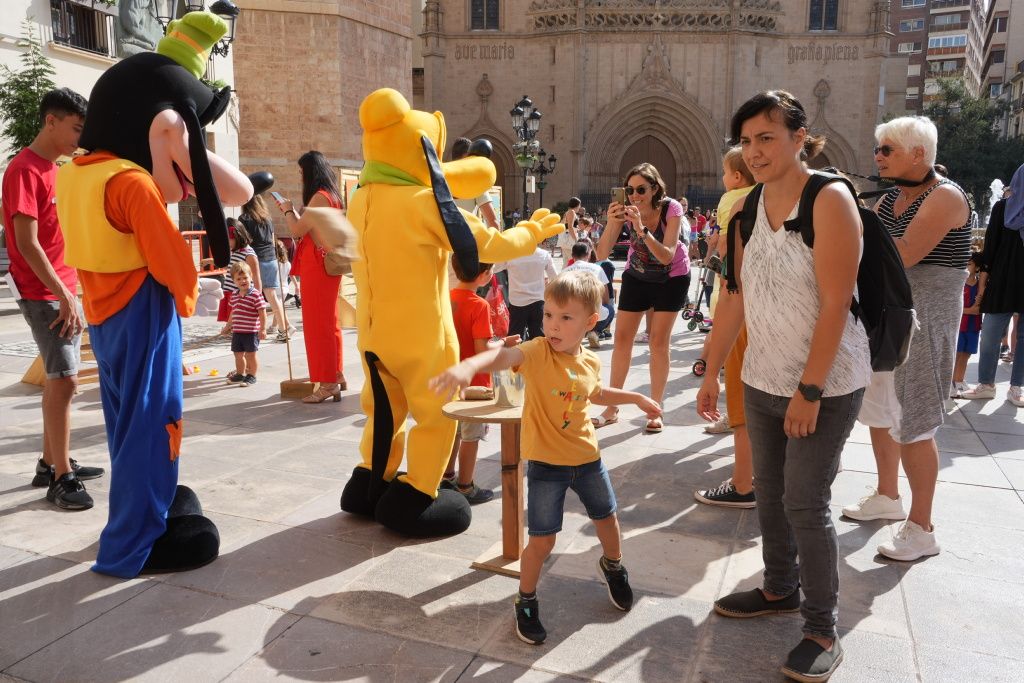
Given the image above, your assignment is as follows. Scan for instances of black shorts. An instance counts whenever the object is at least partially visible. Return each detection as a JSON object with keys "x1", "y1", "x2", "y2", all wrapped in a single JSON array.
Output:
[
  {"x1": 231, "y1": 332, "x2": 260, "y2": 353},
  {"x1": 617, "y1": 270, "x2": 690, "y2": 313}
]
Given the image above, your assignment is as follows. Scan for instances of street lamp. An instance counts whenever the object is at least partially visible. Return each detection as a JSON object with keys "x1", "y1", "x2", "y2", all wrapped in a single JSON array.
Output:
[
  {"x1": 533, "y1": 150, "x2": 557, "y2": 208},
  {"x1": 154, "y1": 1, "x2": 240, "y2": 59},
  {"x1": 510, "y1": 95, "x2": 542, "y2": 216}
]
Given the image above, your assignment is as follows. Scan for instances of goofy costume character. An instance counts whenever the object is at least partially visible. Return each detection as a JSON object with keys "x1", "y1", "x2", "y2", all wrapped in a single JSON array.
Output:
[
  {"x1": 339, "y1": 88, "x2": 563, "y2": 536},
  {"x1": 55, "y1": 12, "x2": 253, "y2": 577}
]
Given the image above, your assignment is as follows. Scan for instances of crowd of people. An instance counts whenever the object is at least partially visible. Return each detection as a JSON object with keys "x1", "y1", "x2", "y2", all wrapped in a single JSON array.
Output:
[{"x1": 4, "y1": 84, "x2": 1024, "y2": 682}]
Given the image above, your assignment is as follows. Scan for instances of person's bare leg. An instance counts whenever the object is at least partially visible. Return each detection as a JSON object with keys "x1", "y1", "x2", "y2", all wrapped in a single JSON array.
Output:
[
  {"x1": 952, "y1": 352, "x2": 969, "y2": 384},
  {"x1": 601, "y1": 310, "x2": 643, "y2": 420},
  {"x1": 42, "y1": 375, "x2": 77, "y2": 478},
  {"x1": 593, "y1": 514, "x2": 622, "y2": 561},
  {"x1": 901, "y1": 438, "x2": 939, "y2": 529},
  {"x1": 519, "y1": 534, "x2": 556, "y2": 594},
  {"x1": 244, "y1": 351, "x2": 258, "y2": 376},
  {"x1": 732, "y1": 425, "x2": 754, "y2": 494},
  {"x1": 456, "y1": 440, "x2": 480, "y2": 486},
  {"x1": 444, "y1": 435, "x2": 460, "y2": 479},
  {"x1": 234, "y1": 351, "x2": 245, "y2": 377},
  {"x1": 263, "y1": 287, "x2": 285, "y2": 331},
  {"x1": 870, "y1": 426, "x2": 902, "y2": 501}
]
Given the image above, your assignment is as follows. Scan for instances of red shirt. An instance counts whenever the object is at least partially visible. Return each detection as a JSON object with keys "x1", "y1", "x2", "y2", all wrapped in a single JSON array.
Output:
[
  {"x1": 450, "y1": 287, "x2": 493, "y2": 387},
  {"x1": 1, "y1": 148, "x2": 77, "y2": 300}
]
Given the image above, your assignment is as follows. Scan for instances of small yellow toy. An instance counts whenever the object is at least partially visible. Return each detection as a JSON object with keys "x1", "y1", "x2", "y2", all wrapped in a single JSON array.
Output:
[
  {"x1": 209, "y1": 369, "x2": 219, "y2": 377},
  {"x1": 192, "y1": 365, "x2": 200, "y2": 373}
]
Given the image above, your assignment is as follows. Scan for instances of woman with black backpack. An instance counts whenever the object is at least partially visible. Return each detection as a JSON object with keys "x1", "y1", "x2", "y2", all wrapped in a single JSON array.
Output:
[
  {"x1": 696, "y1": 91, "x2": 871, "y2": 682},
  {"x1": 593, "y1": 162, "x2": 689, "y2": 432}
]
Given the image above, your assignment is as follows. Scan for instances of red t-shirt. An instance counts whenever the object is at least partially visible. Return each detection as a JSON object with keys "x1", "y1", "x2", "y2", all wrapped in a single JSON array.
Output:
[
  {"x1": 450, "y1": 287, "x2": 493, "y2": 387},
  {"x1": 1, "y1": 148, "x2": 77, "y2": 300}
]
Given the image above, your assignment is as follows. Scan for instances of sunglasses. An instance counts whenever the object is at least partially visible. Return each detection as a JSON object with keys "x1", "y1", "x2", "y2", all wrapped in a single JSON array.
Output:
[
  {"x1": 873, "y1": 145, "x2": 895, "y2": 157},
  {"x1": 625, "y1": 185, "x2": 650, "y2": 196}
]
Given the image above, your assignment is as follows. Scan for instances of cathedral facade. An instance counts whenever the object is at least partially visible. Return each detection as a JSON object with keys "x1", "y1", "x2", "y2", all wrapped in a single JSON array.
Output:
[{"x1": 420, "y1": 0, "x2": 909, "y2": 211}]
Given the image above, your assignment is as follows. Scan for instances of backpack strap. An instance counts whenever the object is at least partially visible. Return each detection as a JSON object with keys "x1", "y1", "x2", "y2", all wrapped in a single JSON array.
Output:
[{"x1": 725, "y1": 184, "x2": 763, "y2": 294}]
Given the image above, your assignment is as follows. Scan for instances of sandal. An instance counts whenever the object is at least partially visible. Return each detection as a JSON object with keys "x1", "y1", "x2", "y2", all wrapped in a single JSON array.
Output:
[
  {"x1": 645, "y1": 417, "x2": 664, "y2": 434},
  {"x1": 591, "y1": 409, "x2": 619, "y2": 428},
  {"x1": 302, "y1": 383, "x2": 342, "y2": 404}
]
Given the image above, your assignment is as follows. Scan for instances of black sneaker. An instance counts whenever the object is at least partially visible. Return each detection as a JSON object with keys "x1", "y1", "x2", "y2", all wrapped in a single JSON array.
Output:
[
  {"x1": 457, "y1": 481, "x2": 494, "y2": 505},
  {"x1": 243, "y1": 374, "x2": 257, "y2": 386},
  {"x1": 514, "y1": 595, "x2": 546, "y2": 644},
  {"x1": 32, "y1": 458, "x2": 105, "y2": 487},
  {"x1": 714, "y1": 587, "x2": 800, "y2": 618},
  {"x1": 46, "y1": 471, "x2": 94, "y2": 510},
  {"x1": 439, "y1": 476, "x2": 457, "y2": 491},
  {"x1": 781, "y1": 637, "x2": 843, "y2": 682},
  {"x1": 226, "y1": 372, "x2": 246, "y2": 384},
  {"x1": 694, "y1": 479, "x2": 756, "y2": 509},
  {"x1": 599, "y1": 557, "x2": 634, "y2": 611}
]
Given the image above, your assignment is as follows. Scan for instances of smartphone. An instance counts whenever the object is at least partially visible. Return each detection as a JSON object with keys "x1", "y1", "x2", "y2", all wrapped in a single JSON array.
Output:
[
  {"x1": 610, "y1": 187, "x2": 627, "y2": 206},
  {"x1": 270, "y1": 191, "x2": 285, "y2": 204}
]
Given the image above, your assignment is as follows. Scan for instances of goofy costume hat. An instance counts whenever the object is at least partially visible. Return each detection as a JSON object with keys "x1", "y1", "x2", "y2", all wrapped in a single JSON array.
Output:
[
  {"x1": 55, "y1": 11, "x2": 253, "y2": 577},
  {"x1": 340, "y1": 88, "x2": 563, "y2": 536}
]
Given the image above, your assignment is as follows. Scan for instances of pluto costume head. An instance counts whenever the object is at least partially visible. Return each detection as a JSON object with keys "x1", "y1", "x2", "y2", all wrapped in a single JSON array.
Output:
[{"x1": 340, "y1": 89, "x2": 563, "y2": 536}]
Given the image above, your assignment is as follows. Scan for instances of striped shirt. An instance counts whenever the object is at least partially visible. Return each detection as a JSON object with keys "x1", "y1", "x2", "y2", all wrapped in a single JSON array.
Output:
[
  {"x1": 878, "y1": 179, "x2": 971, "y2": 270},
  {"x1": 230, "y1": 287, "x2": 265, "y2": 333},
  {"x1": 223, "y1": 246, "x2": 256, "y2": 294}
]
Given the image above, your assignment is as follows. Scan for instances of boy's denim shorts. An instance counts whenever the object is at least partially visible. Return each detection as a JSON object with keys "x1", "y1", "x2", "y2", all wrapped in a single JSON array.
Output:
[
  {"x1": 17, "y1": 299, "x2": 81, "y2": 379},
  {"x1": 527, "y1": 459, "x2": 617, "y2": 536}
]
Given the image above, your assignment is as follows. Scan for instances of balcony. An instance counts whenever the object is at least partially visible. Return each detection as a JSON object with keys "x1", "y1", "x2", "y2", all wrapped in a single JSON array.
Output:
[
  {"x1": 49, "y1": 0, "x2": 117, "y2": 60},
  {"x1": 930, "y1": 21, "x2": 969, "y2": 32},
  {"x1": 930, "y1": 0, "x2": 969, "y2": 10}
]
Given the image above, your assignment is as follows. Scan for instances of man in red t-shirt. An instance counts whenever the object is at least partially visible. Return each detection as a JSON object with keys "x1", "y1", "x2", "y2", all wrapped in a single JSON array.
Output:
[{"x1": 1, "y1": 87, "x2": 104, "y2": 510}]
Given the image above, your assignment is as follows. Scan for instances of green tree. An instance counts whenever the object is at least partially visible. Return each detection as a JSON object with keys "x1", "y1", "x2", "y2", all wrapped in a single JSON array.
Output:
[
  {"x1": 0, "y1": 20, "x2": 56, "y2": 157},
  {"x1": 924, "y1": 78, "x2": 1024, "y2": 220}
]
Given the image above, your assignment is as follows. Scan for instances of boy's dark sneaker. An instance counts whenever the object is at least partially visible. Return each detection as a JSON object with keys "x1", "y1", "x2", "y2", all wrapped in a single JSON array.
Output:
[
  {"x1": 226, "y1": 372, "x2": 246, "y2": 384},
  {"x1": 599, "y1": 557, "x2": 634, "y2": 611},
  {"x1": 439, "y1": 476, "x2": 457, "y2": 491},
  {"x1": 243, "y1": 374, "x2": 257, "y2": 386},
  {"x1": 781, "y1": 637, "x2": 843, "y2": 682},
  {"x1": 694, "y1": 479, "x2": 756, "y2": 509},
  {"x1": 514, "y1": 595, "x2": 546, "y2": 645},
  {"x1": 714, "y1": 587, "x2": 800, "y2": 618},
  {"x1": 32, "y1": 458, "x2": 104, "y2": 487},
  {"x1": 457, "y1": 482, "x2": 494, "y2": 505},
  {"x1": 46, "y1": 472, "x2": 94, "y2": 510}
]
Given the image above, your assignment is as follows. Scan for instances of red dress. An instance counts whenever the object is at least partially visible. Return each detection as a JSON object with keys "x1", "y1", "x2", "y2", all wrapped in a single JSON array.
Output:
[{"x1": 294, "y1": 189, "x2": 344, "y2": 383}]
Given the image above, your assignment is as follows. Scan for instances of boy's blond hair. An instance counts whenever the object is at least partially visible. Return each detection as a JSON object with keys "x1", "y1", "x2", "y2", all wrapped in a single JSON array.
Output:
[
  {"x1": 230, "y1": 261, "x2": 252, "y2": 279},
  {"x1": 724, "y1": 146, "x2": 755, "y2": 186},
  {"x1": 545, "y1": 270, "x2": 602, "y2": 316}
]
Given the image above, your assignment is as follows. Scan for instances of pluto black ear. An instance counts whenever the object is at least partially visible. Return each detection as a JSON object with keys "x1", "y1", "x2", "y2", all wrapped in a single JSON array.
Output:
[
  {"x1": 468, "y1": 138, "x2": 493, "y2": 159},
  {"x1": 248, "y1": 171, "x2": 275, "y2": 195}
]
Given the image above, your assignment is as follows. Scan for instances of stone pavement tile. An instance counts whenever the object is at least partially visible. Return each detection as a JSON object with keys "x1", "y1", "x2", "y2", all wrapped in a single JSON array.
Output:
[
  {"x1": 839, "y1": 440, "x2": 1011, "y2": 488},
  {"x1": 994, "y1": 457, "x2": 1024, "y2": 490},
  {"x1": 935, "y1": 425, "x2": 991, "y2": 455},
  {"x1": 259, "y1": 439, "x2": 368, "y2": 481},
  {"x1": 456, "y1": 658, "x2": 592, "y2": 682},
  {"x1": 548, "y1": 528, "x2": 733, "y2": 603},
  {"x1": 224, "y1": 614, "x2": 474, "y2": 682},
  {"x1": 0, "y1": 485, "x2": 109, "y2": 557},
  {"x1": 929, "y1": 480, "x2": 1024, "y2": 529},
  {"x1": 614, "y1": 476, "x2": 753, "y2": 543},
  {"x1": 901, "y1": 519, "x2": 1024, "y2": 584},
  {"x1": 979, "y1": 431, "x2": 1024, "y2": 460},
  {"x1": 0, "y1": 472, "x2": 47, "y2": 510},
  {"x1": 479, "y1": 573, "x2": 709, "y2": 683},
  {"x1": 691, "y1": 617, "x2": 917, "y2": 683},
  {"x1": 309, "y1": 546, "x2": 515, "y2": 651},
  {"x1": 163, "y1": 524, "x2": 376, "y2": 616},
  {"x1": 6, "y1": 582, "x2": 300, "y2": 683},
  {"x1": 0, "y1": 555, "x2": 154, "y2": 669},
  {"x1": 195, "y1": 466, "x2": 341, "y2": 524},
  {"x1": 916, "y1": 643, "x2": 1023, "y2": 683},
  {"x1": 960, "y1": 404, "x2": 1024, "y2": 436},
  {"x1": 901, "y1": 564, "x2": 1024, "y2": 661},
  {"x1": 274, "y1": 489, "x2": 405, "y2": 553},
  {"x1": 0, "y1": 545, "x2": 37, "y2": 571}
]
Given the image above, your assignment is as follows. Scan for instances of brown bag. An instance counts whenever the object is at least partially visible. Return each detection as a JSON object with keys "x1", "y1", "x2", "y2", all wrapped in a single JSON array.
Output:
[{"x1": 301, "y1": 207, "x2": 359, "y2": 276}]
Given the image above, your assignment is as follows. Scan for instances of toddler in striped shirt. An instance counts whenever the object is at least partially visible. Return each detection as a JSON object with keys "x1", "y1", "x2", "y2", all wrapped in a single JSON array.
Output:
[{"x1": 227, "y1": 262, "x2": 267, "y2": 386}]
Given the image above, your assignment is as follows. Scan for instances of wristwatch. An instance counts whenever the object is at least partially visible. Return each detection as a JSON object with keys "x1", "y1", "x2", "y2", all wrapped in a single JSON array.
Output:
[
  {"x1": 639, "y1": 226, "x2": 649, "y2": 237},
  {"x1": 797, "y1": 382, "x2": 823, "y2": 402}
]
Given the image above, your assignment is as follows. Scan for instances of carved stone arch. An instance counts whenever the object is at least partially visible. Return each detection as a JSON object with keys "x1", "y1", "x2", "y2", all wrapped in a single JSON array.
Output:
[
  {"x1": 813, "y1": 128, "x2": 858, "y2": 173},
  {"x1": 460, "y1": 125, "x2": 517, "y2": 214}
]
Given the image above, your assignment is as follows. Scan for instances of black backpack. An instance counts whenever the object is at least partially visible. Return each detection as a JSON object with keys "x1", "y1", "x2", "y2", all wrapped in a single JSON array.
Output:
[{"x1": 725, "y1": 172, "x2": 916, "y2": 372}]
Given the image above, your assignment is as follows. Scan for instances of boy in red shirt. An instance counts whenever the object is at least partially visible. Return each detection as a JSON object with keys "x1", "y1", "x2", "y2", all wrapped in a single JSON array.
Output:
[
  {"x1": 226, "y1": 262, "x2": 267, "y2": 386},
  {"x1": 443, "y1": 257, "x2": 501, "y2": 503},
  {"x1": 2, "y1": 87, "x2": 104, "y2": 509}
]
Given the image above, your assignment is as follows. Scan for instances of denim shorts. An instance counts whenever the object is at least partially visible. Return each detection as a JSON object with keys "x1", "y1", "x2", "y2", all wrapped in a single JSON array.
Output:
[
  {"x1": 231, "y1": 332, "x2": 259, "y2": 353},
  {"x1": 527, "y1": 458, "x2": 617, "y2": 536},
  {"x1": 258, "y1": 259, "x2": 279, "y2": 290},
  {"x1": 17, "y1": 298, "x2": 82, "y2": 379}
]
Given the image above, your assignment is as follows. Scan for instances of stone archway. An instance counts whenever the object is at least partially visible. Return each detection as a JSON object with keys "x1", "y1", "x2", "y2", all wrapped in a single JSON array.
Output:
[
  {"x1": 619, "y1": 136, "x2": 678, "y2": 196},
  {"x1": 460, "y1": 125, "x2": 517, "y2": 220}
]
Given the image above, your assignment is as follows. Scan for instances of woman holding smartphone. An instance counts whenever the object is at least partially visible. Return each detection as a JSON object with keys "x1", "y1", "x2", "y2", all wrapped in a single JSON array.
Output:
[
  {"x1": 594, "y1": 162, "x2": 688, "y2": 432},
  {"x1": 274, "y1": 151, "x2": 346, "y2": 403}
]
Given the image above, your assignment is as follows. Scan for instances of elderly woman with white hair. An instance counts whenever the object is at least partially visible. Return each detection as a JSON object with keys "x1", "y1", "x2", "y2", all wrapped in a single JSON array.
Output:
[{"x1": 842, "y1": 116, "x2": 972, "y2": 562}]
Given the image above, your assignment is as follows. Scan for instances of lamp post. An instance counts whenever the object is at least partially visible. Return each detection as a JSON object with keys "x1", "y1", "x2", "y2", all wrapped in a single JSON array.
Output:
[
  {"x1": 154, "y1": 1, "x2": 240, "y2": 58},
  {"x1": 533, "y1": 149, "x2": 557, "y2": 208},
  {"x1": 510, "y1": 95, "x2": 542, "y2": 216}
]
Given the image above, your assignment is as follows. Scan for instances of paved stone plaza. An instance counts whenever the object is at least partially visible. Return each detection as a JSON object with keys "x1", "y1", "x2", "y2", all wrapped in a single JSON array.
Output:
[{"x1": 1, "y1": 288, "x2": 1022, "y2": 682}]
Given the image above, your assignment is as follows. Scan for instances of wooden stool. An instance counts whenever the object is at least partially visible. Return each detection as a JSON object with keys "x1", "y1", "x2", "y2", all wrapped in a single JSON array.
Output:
[{"x1": 21, "y1": 328, "x2": 99, "y2": 387}]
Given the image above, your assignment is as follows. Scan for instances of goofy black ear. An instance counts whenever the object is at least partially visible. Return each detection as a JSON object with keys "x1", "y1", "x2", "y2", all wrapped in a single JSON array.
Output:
[
  {"x1": 181, "y1": 106, "x2": 229, "y2": 267},
  {"x1": 200, "y1": 86, "x2": 231, "y2": 127},
  {"x1": 420, "y1": 134, "x2": 478, "y2": 280}
]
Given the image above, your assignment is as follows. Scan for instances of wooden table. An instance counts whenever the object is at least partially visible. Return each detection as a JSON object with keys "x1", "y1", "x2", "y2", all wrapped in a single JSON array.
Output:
[{"x1": 442, "y1": 399, "x2": 524, "y2": 577}]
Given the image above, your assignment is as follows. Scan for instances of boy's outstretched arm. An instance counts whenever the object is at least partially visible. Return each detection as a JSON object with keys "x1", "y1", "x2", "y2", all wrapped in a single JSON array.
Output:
[
  {"x1": 429, "y1": 342, "x2": 525, "y2": 399},
  {"x1": 590, "y1": 386, "x2": 662, "y2": 419}
]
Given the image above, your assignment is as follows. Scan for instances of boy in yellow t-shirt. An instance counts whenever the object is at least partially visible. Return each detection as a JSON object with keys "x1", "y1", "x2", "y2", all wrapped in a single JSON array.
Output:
[{"x1": 430, "y1": 270, "x2": 661, "y2": 645}]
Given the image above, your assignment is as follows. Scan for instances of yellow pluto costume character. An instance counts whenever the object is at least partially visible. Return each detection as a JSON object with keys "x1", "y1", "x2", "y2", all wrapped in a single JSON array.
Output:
[{"x1": 340, "y1": 88, "x2": 563, "y2": 536}]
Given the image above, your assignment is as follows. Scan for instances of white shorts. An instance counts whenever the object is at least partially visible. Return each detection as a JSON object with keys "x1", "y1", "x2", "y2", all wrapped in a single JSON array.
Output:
[{"x1": 858, "y1": 371, "x2": 938, "y2": 444}]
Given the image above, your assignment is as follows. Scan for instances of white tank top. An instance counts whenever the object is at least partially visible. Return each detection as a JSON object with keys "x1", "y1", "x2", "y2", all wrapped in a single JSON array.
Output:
[{"x1": 741, "y1": 192, "x2": 872, "y2": 398}]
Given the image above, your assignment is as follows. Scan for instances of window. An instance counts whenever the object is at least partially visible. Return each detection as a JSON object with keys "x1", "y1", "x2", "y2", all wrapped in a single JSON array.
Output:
[
  {"x1": 943, "y1": 59, "x2": 960, "y2": 71},
  {"x1": 471, "y1": 0, "x2": 499, "y2": 30},
  {"x1": 898, "y1": 42, "x2": 922, "y2": 53},
  {"x1": 900, "y1": 19, "x2": 925, "y2": 32},
  {"x1": 993, "y1": 50, "x2": 1005, "y2": 64},
  {"x1": 808, "y1": 0, "x2": 838, "y2": 31},
  {"x1": 908, "y1": 64, "x2": 921, "y2": 76},
  {"x1": 933, "y1": 13, "x2": 962, "y2": 26},
  {"x1": 990, "y1": 83, "x2": 1003, "y2": 97},
  {"x1": 49, "y1": 0, "x2": 116, "y2": 58},
  {"x1": 995, "y1": 17, "x2": 1008, "y2": 32},
  {"x1": 906, "y1": 87, "x2": 920, "y2": 99},
  {"x1": 928, "y1": 35, "x2": 967, "y2": 48},
  {"x1": 901, "y1": 0, "x2": 925, "y2": 6}
]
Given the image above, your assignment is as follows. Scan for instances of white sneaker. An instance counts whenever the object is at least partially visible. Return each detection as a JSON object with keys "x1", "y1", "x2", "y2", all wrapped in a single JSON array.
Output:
[
  {"x1": 841, "y1": 487, "x2": 906, "y2": 521},
  {"x1": 960, "y1": 383, "x2": 996, "y2": 400},
  {"x1": 877, "y1": 520, "x2": 940, "y2": 561},
  {"x1": 267, "y1": 325, "x2": 279, "y2": 336},
  {"x1": 949, "y1": 381, "x2": 969, "y2": 399},
  {"x1": 587, "y1": 331, "x2": 601, "y2": 350},
  {"x1": 704, "y1": 413, "x2": 732, "y2": 434},
  {"x1": 1008, "y1": 386, "x2": 1024, "y2": 407}
]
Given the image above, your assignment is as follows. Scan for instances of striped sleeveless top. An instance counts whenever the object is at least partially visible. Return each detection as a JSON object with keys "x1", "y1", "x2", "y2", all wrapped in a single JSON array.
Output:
[{"x1": 877, "y1": 179, "x2": 971, "y2": 270}]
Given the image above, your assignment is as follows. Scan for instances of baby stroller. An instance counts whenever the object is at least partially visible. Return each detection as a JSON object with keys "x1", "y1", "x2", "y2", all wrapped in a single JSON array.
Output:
[{"x1": 682, "y1": 253, "x2": 720, "y2": 332}]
